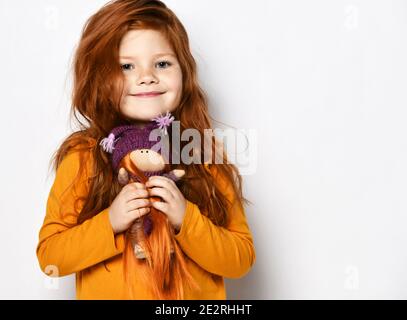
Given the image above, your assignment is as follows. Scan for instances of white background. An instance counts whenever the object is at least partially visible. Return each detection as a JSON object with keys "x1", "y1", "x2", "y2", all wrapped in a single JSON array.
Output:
[{"x1": 0, "y1": 0, "x2": 406, "y2": 299}]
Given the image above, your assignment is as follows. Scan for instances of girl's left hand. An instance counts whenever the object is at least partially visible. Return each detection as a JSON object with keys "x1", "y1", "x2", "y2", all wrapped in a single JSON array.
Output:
[{"x1": 145, "y1": 176, "x2": 186, "y2": 232}]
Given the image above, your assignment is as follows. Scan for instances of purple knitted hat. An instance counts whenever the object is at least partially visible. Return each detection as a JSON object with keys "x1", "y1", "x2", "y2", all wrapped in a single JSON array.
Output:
[{"x1": 99, "y1": 111, "x2": 175, "y2": 175}]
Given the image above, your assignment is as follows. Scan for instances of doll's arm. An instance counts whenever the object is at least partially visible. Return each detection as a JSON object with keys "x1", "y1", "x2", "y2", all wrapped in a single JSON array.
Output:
[
  {"x1": 118, "y1": 167, "x2": 130, "y2": 185},
  {"x1": 163, "y1": 169, "x2": 185, "y2": 182}
]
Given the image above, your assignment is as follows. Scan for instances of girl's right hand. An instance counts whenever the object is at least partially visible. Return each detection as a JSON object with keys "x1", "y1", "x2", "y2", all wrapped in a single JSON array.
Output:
[{"x1": 108, "y1": 182, "x2": 151, "y2": 235}]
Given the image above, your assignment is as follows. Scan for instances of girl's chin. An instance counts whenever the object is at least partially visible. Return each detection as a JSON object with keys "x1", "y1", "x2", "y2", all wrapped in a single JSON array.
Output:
[{"x1": 124, "y1": 110, "x2": 170, "y2": 122}]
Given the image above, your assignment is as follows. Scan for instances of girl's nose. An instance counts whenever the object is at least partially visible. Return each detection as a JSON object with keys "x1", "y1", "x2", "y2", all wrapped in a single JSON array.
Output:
[{"x1": 136, "y1": 69, "x2": 158, "y2": 85}]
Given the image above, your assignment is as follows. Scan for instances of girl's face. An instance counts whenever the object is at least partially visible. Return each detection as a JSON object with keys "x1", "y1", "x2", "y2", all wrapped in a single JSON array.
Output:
[{"x1": 118, "y1": 29, "x2": 183, "y2": 124}]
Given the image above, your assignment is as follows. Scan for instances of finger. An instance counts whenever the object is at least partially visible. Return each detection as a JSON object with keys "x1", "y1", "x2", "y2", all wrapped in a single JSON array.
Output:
[
  {"x1": 151, "y1": 200, "x2": 168, "y2": 214},
  {"x1": 148, "y1": 186, "x2": 174, "y2": 203},
  {"x1": 129, "y1": 207, "x2": 150, "y2": 220},
  {"x1": 146, "y1": 177, "x2": 177, "y2": 197},
  {"x1": 128, "y1": 198, "x2": 151, "y2": 211},
  {"x1": 126, "y1": 188, "x2": 149, "y2": 202},
  {"x1": 132, "y1": 182, "x2": 146, "y2": 190},
  {"x1": 123, "y1": 182, "x2": 145, "y2": 196},
  {"x1": 147, "y1": 176, "x2": 177, "y2": 189}
]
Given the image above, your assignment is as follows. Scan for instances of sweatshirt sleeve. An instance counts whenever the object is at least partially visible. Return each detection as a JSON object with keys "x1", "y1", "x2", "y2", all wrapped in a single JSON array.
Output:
[
  {"x1": 36, "y1": 148, "x2": 125, "y2": 277},
  {"x1": 174, "y1": 166, "x2": 256, "y2": 279}
]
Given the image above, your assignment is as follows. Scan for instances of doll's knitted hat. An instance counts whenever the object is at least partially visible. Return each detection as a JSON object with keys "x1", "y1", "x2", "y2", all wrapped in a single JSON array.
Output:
[{"x1": 99, "y1": 111, "x2": 175, "y2": 174}]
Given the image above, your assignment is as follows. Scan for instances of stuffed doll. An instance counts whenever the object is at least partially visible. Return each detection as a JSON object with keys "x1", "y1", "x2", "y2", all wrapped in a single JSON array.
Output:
[{"x1": 100, "y1": 112, "x2": 199, "y2": 299}]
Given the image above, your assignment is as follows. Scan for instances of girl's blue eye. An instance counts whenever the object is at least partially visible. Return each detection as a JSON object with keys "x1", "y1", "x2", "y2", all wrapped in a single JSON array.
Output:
[
  {"x1": 121, "y1": 63, "x2": 134, "y2": 71},
  {"x1": 156, "y1": 61, "x2": 172, "y2": 68}
]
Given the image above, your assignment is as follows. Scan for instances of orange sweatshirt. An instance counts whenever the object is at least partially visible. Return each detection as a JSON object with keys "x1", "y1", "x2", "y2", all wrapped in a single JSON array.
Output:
[{"x1": 36, "y1": 144, "x2": 256, "y2": 299}]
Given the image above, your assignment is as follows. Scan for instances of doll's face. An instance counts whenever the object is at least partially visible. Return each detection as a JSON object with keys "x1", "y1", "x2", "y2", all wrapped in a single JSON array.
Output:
[
  {"x1": 119, "y1": 29, "x2": 183, "y2": 125},
  {"x1": 130, "y1": 149, "x2": 166, "y2": 172}
]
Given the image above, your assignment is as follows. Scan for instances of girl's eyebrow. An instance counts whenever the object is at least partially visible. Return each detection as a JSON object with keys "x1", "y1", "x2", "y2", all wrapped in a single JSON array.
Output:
[{"x1": 119, "y1": 53, "x2": 176, "y2": 59}]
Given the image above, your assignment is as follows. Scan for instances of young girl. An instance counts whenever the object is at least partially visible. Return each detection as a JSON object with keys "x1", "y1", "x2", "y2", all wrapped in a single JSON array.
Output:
[{"x1": 36, "y1": 0, "x2": 256, "y2": 300}]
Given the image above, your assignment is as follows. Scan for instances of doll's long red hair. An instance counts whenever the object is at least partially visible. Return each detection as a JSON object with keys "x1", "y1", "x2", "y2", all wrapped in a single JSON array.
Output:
[
  {"x1": 120, "y1": 154, "x2": 199, "y2": 299},
  {"x1": 48, "y1": 0, "x2": 250, "y2": 299}
]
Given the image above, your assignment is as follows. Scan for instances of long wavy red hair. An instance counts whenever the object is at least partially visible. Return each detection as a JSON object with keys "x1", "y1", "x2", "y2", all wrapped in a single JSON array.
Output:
[{"x1": 48, "y1": 0, "x2": 251, "y2": 299}]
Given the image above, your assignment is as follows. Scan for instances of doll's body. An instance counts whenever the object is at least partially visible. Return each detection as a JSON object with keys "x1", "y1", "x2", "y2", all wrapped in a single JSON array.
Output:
[
  {"x1": 100, "y1": 114, "x2": 198, "y2": 299},
  {"x1": 117, "y1": 148, "x2": 185, "y2": 259}
]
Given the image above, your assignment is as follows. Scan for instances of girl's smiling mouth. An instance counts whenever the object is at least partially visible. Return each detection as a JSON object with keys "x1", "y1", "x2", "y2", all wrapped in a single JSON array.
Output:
[{"x1": 130, "y1": 91, "x2": 165, "y2": 98}]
